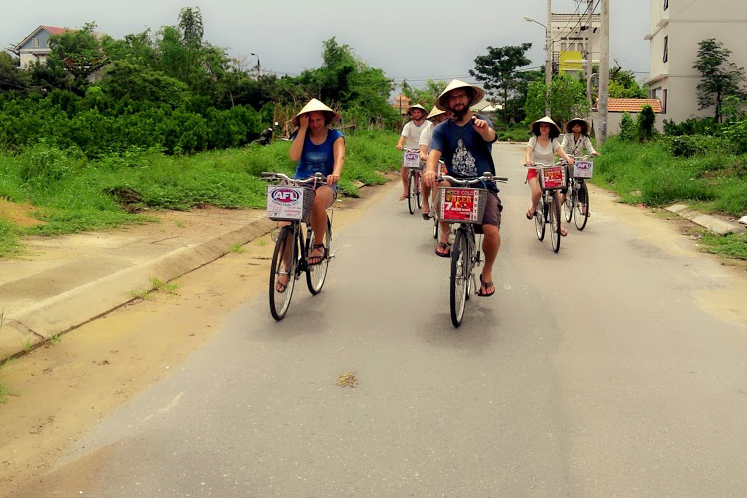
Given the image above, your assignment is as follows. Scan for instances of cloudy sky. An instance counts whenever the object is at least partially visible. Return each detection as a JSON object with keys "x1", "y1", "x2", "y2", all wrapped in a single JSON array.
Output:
[{"x1": 3, "y1": 0, "x2": 652, "y2": 87}]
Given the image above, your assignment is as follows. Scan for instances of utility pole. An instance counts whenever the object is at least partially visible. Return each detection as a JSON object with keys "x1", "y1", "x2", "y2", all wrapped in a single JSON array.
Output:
[
  {"x1": 598, "y1": 0, "x2": 610, "y2": 145},
  {"x1": 585, "y1": 0, "x2": 595, "y2": 111},
  {"x1": 545, "y1": 0, "x2": 552, "y2": 116}
]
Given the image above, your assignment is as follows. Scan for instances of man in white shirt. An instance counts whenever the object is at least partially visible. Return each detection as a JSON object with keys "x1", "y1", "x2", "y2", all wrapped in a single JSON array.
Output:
[{"x1": 396, "y1": 104, "x2": 427, "y2": 201}]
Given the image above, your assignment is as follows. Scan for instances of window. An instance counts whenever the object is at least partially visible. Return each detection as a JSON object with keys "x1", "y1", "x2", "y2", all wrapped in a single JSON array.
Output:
[
  {"x1": 664, "y1": 0, "x2": 669, "y2": 10},
  {"x1": 662, "y1": 89, "x2": 668, "y2": 114},
  {"x1": 32, "y1": 37, "x2": 40, "y2": 47},
  {"x1": 663, "y1": 36, "x2": 669, "y2": 63}
]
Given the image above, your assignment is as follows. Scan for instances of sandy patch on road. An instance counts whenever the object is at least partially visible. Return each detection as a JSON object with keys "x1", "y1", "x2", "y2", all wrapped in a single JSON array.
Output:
[
  {"x1": 0, "y1": 199, "x2": 45, "y2": 227},
  {"x1": 0, "y1": 182, "x2": 395, "y2": 497}
]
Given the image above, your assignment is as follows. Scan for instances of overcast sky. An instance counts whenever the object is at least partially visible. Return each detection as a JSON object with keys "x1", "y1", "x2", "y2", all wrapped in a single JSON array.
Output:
[{"x1": 3, "y1": 0, "x2": 652, "y2": 88}]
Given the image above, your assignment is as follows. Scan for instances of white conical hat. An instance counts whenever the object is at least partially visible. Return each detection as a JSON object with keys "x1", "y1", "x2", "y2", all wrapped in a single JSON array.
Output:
[
  {"x1": 435, "y1": 79, "x2": 485, "y2": 111},
  {"x1": 530, "y1": 116, "x2": 561, "y2": 136},
  {"x1": 426, "y1": 106, "x2": 446, "y2": 120},
  {"x1": 292, "y1": 98, "x2": 341, "y2": 126},
  {"x1": 406, "y1": 104, "x2": 428, "y2": 116}
]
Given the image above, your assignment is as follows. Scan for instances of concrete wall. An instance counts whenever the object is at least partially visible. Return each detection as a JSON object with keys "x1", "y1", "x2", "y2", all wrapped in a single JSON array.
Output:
[{"x1": 591, "y1": 111, "x2": 665, "y2": 137}]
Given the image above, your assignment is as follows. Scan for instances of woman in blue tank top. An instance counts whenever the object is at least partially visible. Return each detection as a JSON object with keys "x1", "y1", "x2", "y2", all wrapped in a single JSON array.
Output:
[{"x1": 288, "y1": 98, "x2": 345, "y2": 267}]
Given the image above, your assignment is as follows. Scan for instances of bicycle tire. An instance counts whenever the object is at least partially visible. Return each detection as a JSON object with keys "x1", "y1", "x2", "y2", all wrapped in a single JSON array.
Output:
[
  {"x1": 450, "y1": 229, "x2": 469, "y2": 328},
  {"x1": 564, "y1": 180, "x2": 574, "y2": 223},
  {"x1": 534, "y1": 197, "x2": 546, "y2": 241},
  {"x1": 415, "y1": 170, "x2": 423, "y2": 209},
  {"x1": 432, "y1": 216, "x2": 439, "y2": 239},
  {"x1": 407, "y1": 170, "x2": 416, "y2": 215},
  {"x1": 269, "y1": 226, "x2": 298, "y2": 321},
  {"x1": 550, "y1": 195, "x2": 561, "y2": 253},
  {"x1": 306, "y1": 217, "x2": 331, "y2": 294},
  {"x1": 574, "y1": 182, "x2": 589, "y2": 231}
]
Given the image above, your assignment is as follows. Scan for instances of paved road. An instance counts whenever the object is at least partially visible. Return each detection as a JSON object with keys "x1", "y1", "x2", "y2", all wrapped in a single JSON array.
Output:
[{"x1": 26, "y1": 143, "x2": 747, "y2": 497}]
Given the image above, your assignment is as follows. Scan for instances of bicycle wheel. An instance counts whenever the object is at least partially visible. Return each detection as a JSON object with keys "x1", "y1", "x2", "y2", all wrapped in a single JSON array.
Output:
[
  {"x1": 415, "y1": 170, "x2": 422, "y2": 209},
  {"x1": 407, "y1": 170, "x2": 416, "y2": 215},
  {"x1": 306, "y1": 217, "x2": 331, "y2": 294},
  {"x1": 269, "y1": 226, "x2": 298, "y2": 321},
  {"x1": 574, "y1": 182, "x2": 589, "y2": 231},
  {"x1": 450, "y1": 229, "x2": 469, "y2": 328},
  {"x1": 564, "y1": 180, "x2": 574, "y2": 222},
  {"x1": 534, "y1": 197, "x2": 546, "y2": 241},
  {"x1": 550, "y1": 195, "x2": 561, "y2": 253},
  {"x1": 432, "y1": 216, "x2": 439, "y2": 239}
]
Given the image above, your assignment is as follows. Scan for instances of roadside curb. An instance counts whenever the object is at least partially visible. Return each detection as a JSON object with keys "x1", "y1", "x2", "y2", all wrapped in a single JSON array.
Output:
[
  {"x1": 665, "y1": 204, "x2": 745, "y2": 235},
  {"x1": 0, "y1": 215, "x2": 276, "y2": 362}
]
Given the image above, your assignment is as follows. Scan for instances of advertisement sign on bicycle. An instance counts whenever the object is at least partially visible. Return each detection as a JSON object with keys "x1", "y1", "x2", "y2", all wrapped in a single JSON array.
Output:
[
  {"x1": 267, "y1": 186, "x2": 306, "y2": 220},
  {"x1": 573, "y1": 160, "x2": 594, "y2": 179},
  {"x1": 403, "y1": 150, "x2": 420, "y2": 169},
  {"x1": 440, "y1": 188, "x2": 480, "y2": 222},
  {"x1": 541, "y1": 166, "x2": 566, "y2": 190}
]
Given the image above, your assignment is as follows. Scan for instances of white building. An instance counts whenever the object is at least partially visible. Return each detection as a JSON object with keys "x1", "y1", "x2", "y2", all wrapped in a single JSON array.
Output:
[
  {"x1": 12, "y1": 25, "x2": 72, "y2": 68},
  {"x1": 645, "y1": 0, "x2": 747, "y2": 123},
  {"x1": 551, "y1": 10, "x2": 601, "y2": 76}
]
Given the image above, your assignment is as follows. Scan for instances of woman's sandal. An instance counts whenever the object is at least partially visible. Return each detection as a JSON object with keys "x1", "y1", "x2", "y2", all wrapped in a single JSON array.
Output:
[
  {"x1": 435, "y1": 242, "x2": 450, "y2": 258},
  {"x1": 275, "y1": 274, "x2": 289, "y2": 293},
  {"x1": 560, "y1": 227, "x2": 568, "y2": 237},
  {"x1": 477, "y1": 274, "x2": 495, "y2": 297},
  {"x1": 307, "y1": 244, "x2": 327, "y2": 266}
]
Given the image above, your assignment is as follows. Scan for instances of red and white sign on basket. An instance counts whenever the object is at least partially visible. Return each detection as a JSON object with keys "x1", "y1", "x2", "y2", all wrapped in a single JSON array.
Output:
[
  {"x1": 440, "y1": 188, "x2": 483, "y2": 223},
  {"x1": 573, "y1": 160, "x2": 594, "y2": 179},
  {"x1": 540, "y1": 166, "x2": 566, "y2": 190},
  {"x1": 402, "y1": 150, "x2": 420, "y2": 169}
]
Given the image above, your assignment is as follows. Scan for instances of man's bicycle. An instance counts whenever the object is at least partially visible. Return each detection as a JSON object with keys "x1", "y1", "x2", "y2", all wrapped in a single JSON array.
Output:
[
  {"x1": 430, "y1": 160, "x2": 447, "y2": 240},
  {"x1": 525, "y1": 161, "x2": 567, "y2": 253},
  {"x1": 563, "y1": 154, "x2": 593, "y2": 231},
  {"x1": 262, "y1": 172, "x2": 334, "y2": 321},
  {"x1": 435, "y1": 172, "x2": 508, "y2": 327},
  {"x1": 403, "y1": 148, "x2": 423, "y2": 215}
]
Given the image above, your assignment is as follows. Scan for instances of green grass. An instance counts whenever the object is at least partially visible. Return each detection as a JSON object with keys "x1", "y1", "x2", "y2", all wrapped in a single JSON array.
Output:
[
  {"x1": 230, "y1": 243, "x2": 246, "y2": 253},
  {"x1": 131, "y1": 277, "x2": 180, "y2": 299},
  {"x1": 698, "y1": 230, "x2": 747, "y2": 260},
  {"x1": 0, "y1": 130, "x2": 401, "y2": 257}
]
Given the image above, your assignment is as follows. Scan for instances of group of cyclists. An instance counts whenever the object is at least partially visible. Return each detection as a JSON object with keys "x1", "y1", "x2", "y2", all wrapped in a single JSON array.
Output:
[{"x1": 277, "y1": 79, "x2": 601, "y2": 299}]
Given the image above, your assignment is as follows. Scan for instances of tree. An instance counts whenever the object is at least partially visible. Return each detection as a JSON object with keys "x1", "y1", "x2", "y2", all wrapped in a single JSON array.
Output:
[
  {"x1": 469, "y1": 43, "x2": 533, "y2": 124},
  {"x1": 401, "y1": 79, "x2": 447, "y2": 111},
  {"x1": 693, "y1": 38, "x2": 746, "y2": 122},
  {"x1": 609, "y1": 68, "x2": 647, "y2": 99},
  {"x1": 524, "y1": 73, "x2": 589, "y2": 126}
]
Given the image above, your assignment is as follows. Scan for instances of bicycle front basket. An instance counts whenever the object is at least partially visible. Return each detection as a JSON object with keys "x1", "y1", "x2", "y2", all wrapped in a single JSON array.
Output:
[
  {"x1": 266, "y1": 186, "x2": 315, "y2": 222},
  {"x1": 402, "y1": 150, "x2": 421, "y2": 169},
  {"x1": 540, "y1": 166, "x2": 567, "y2": 190},
  {"x1": 435, "y1": 187, "x2": 487, "y2": 224},
  {"x1": 572, "y1": 160, "x2": 594, "y2": 179}
]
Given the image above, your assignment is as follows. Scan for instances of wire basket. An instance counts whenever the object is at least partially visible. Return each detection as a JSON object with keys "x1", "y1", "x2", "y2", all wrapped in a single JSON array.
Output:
[
  {"x1": 435, "y1": 187, "x2": 487, "y2": 224},
  {"x1": 402, "y1": 149, "x2": 422, "y2": 170},
  {"x1": 266, "y1": 186, "x2": 315, "y2": 222}
]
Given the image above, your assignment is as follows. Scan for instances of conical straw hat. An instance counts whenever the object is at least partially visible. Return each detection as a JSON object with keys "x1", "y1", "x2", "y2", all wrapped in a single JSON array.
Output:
[
  {"x1": 292, "y1": 98, "x2": 341, "y2": 127},
  {"x1": 435, "y1": 79, "x2": 486, "y2": 111},
  {"x1": 426, "y1": 106, "x2": 446, "y2": 120},
  {"x1": 530, "y1": 116, "x2": 561, "y2": 137},
  {"x1": 565, "y1": 117, "x2": 590, "y2": 134},
  {"x1": 406, "y1": 104, "x2": 428, "y2": 116}
]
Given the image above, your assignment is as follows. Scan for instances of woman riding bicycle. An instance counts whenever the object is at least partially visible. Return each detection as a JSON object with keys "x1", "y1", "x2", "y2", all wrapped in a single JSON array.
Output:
[
  {"x1": 561, "y1": 117, "x2": 600, "y2": 217},
  {"x1": 278, "y1": 98, "x2": 344, "y2": 291},
  {"x1": 524, "y1": 116, "x2": 574, "y2": 236}
]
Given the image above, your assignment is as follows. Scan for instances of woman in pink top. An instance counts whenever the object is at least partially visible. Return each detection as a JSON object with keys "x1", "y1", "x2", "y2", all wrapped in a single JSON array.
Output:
[{"x1": 524, "y1": 116, "x2": 574, "y2": 236}]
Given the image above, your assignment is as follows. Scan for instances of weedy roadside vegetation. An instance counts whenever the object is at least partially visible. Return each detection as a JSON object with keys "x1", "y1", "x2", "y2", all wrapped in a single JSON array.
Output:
[
  {"x1": 0, "y1": 131, "x2": 401, "y2": 258},
  {"x1": 131, "y1": 277, "x2": 180, "y2": 300}
]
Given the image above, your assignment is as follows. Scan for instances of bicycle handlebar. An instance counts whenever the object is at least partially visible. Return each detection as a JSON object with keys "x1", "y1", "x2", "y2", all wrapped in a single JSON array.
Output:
[
  {"x1": 523, "y1": 161, "x2": 566, "y2": 169},
  {"x1": 260, "y1": 171, "x2": 328, "y2": 185},
  {"x1": 438, "y1": 173, "x2": 508, "y2": 185}
]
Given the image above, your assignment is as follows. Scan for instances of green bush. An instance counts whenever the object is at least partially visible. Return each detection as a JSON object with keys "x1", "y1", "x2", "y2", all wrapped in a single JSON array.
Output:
[
  {"x1": 637, "y1": 105, "x2": 657, "y2": 142},
  {"x1": 619, "y1": 112, "x2": 637, "y2": 142},
  {"x1": 663, "y1": 117, "x2": 721, "y2": 136},
  {"x1": 667, "y1": 135, "x2": 731, "y2": 158}
]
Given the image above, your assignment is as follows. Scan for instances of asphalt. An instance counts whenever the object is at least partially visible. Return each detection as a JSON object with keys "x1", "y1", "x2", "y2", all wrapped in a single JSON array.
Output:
[
  {"x1": 0, "y1": 208, "x2": 275, "y2": 362},
  {"x1": 0, "y1": 195, "x2": 743, "y2": 364}
]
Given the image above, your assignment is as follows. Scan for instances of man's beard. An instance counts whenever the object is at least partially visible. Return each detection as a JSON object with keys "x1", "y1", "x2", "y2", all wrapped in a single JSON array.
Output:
[{"x1": 451, "y1": 104, "x2": 468, "y2": 119}]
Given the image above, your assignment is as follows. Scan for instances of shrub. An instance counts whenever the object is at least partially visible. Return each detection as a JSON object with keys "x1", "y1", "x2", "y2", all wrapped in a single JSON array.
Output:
[
  {"x1": 637, "y1": 105, "x2": 657, "y2": 142},
  {"x1": 619, "y1": 112, "x2": 637, "y2": 142},
  {"x1": 667, "y1": 135, "x2": 730, "y2": 157},
  {"x1": 663, "y1": 117, "x2": 721, "y2": 136}
]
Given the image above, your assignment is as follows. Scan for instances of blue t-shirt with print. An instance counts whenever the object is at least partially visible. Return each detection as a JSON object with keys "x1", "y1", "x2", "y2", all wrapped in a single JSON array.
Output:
[
  {"x1": 430, "y1": 114, "x2": 496, "y2": 182},
  {"x1": 294, "y1": 129, "x2": 344, "y2": 179}
]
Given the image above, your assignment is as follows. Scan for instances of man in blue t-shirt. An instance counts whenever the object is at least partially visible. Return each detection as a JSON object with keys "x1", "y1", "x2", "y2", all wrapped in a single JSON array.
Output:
[{"x1": 424, "y1": 79, "x2": 502, "y2": 297}]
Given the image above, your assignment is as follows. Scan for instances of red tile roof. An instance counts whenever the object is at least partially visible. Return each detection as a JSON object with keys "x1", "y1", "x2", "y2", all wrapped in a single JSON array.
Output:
[
  {"x1": 605, "y1": 98, "x2": 663, "y2": 113},
  {"x1": 41, "y1": 26, "x2": 73, "y2": 35}
]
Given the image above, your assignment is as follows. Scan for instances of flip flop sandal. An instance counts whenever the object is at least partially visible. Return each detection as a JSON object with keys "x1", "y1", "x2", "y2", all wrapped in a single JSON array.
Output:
[
  {"x1": 275, "y1": 275, "x2": 289, "y2": 293},
  {"x1": 477, "y1": 274, "x2": 495, "y2": 297},
  {"x1": 560, "y1": 228, "x2": 568, "y2": 237},
  {"x1": 307, "y1": 244, "x2": 327, "y2": 266},
  {"x1": 422, "y1": 212, "x2": 432, "y2": 220},
  {"x1": 435, "y1": 242, "x2": 450, "y2": 258}
]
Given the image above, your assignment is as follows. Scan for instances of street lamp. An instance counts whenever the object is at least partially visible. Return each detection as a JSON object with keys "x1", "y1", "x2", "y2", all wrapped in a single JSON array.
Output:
[
  {"x1": 250, "y1": 52, "x2": 261, "y2": 79},
  {"x1": 524, "y1": 15, "x2": 552, "y2": 115}
]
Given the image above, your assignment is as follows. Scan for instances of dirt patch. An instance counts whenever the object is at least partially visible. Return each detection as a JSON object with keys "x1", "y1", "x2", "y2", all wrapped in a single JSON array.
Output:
[{"x1": 0, "y1": 199, "x2": 46, "y2": 227}]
